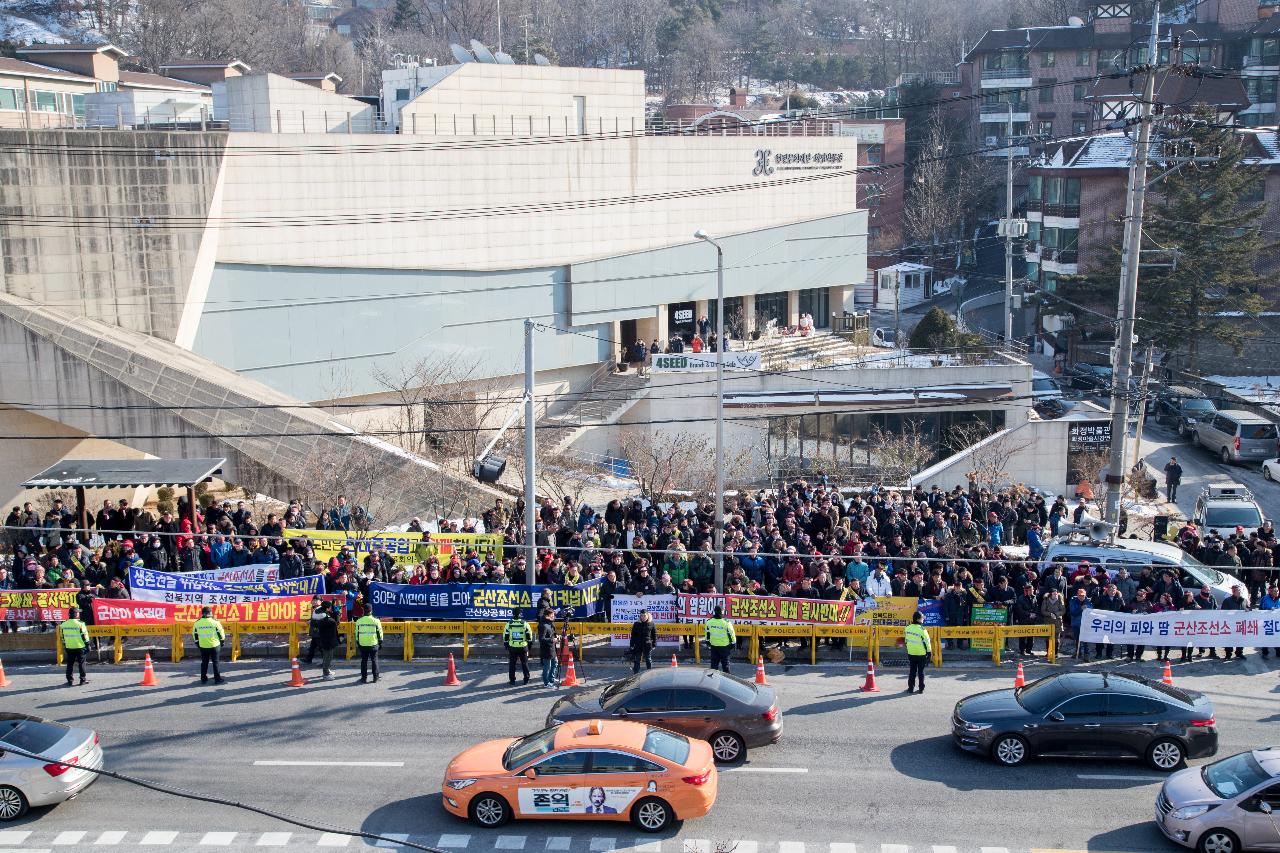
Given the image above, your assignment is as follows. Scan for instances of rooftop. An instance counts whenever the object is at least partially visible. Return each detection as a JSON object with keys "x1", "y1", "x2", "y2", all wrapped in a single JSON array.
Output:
[
  {"x1": 23, "y1": 458, "x2": 225, "y2": 489},
  {"x1": 118, "y1": 70, "x2": 211, "y2": 92},
  {"x1": 0, "y1": 56, "x2": 95, "y2": 83}
]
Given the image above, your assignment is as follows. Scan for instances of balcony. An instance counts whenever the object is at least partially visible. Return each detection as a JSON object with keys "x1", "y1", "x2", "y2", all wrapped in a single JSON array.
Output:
[
  {"x1": 1040, "y1": 203, "x2": 1081, "y2": 220},
  {"x1": 1243, "y1": 55, "x2": 1280, "y2": 70},
  {"x1": 980, "y1": 67, "x2": 1032, "y2": 89}
]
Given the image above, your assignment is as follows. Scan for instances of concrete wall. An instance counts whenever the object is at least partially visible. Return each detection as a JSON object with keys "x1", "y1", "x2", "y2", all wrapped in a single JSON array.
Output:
[
  {"x1": 910, "y1": 416, "x2": 1082, "y2": 497},
  {"x1": 84, "y1": 89, "x2": 212, "y2": 128},
  {"x1": 225, "y1": 74, "x2": 375, "y2": 133}
]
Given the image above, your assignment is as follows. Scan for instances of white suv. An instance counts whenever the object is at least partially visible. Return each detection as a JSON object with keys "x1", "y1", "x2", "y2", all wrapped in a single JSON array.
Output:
[
  {"x1": 1039, "y1": 536, "x2": 1248, "y2": 606},
  {"x1": 1193, "y1": 483, "x2": 1266, "y2": 540}
]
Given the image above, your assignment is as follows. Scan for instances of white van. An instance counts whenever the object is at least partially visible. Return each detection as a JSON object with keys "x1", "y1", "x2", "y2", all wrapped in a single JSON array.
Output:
[{"x1": 1039, "y1": 537, "x2": 1249, "y2": 605}]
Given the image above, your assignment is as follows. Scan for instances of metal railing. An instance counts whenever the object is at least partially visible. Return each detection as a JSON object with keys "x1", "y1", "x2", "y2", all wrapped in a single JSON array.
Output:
[
  {"x1": 980, "y1": 67, "x2": 1032, "y2": 80},
  {"x1": 979, "y1": 102, "x2": 1029, "y2": 115}
]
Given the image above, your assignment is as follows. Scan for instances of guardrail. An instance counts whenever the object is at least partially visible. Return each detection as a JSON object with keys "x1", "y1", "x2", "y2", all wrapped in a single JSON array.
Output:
[{"x1": 56, "y1": 622, "x2": 1056, "y2": 667}]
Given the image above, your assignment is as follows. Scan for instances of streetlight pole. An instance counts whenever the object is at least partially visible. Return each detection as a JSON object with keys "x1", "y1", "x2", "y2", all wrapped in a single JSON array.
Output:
[
  {"x1": 524, "y1": 318, "x2": 537, "y2": 585},
  {"x1": 694, "y1": 229, "x2": 726, "y2": 593},
  {"x1": 1004, "y1": 100, "x2": 1015, "y2": 344}
]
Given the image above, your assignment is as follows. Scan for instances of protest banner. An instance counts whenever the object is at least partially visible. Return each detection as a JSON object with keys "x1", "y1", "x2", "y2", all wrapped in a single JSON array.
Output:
[
  {"x1": 0, "y1": 590, "x2": 79, "y2": 621},
  {"x1": 608, "y1": 594, "x2": 680, "y2": 648},
  {"x1": 284, "y1": 529, "x2": 504, "y2": 569},
  {"x1": 368, "y1": 577, "x2": 605, "y2": 620},
  {"x1": 678, "y1": 593, "x2": 856, "y2": 625},
  {"x1": 92, "y1": 595, "x2": 321, "y2": 626},
  {"x1": 181, "y1": 565, "x2": 281, "y2": 583},
  {"x1": 969, "y1": 604, "x2": 1009, "y2": 652},
  {"x1": 129, "y1": 568, "x2": 323, "y2": 605},
  {"x1": 416, "y1": 532, "x2": 504, "y2": 565},
  {"x1": 1080, "y1": 608, "x2": 1280, "y2": 647},
  {"x1": 854, "y1": 596, "x2": 919, "y2": 626}
]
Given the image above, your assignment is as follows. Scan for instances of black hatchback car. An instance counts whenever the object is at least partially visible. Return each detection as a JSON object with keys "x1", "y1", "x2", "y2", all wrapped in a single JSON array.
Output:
[
  {"x1": 545, "y1": 668, "x2": 782, "y2": 764},
  {"x1": 952, "y1": 671, "x2": 1217, "y2": 771}
]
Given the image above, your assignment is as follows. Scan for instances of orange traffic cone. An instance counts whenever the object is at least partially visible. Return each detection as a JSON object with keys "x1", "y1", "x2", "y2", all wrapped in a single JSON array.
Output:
[
  {"x1": 670, "y1": 654, "x2": 678, "y2": 668},
  {"x1": 754, "y1": 656, "x2": 769, "y2": 686},
  {"x1": 860, "y1": 660, "x2": 880, "y2": 693},
  {"x1": 286, "y1": 657, "x2": 306, "y2": 688},
  {"x1": 139, "y1": 653, "x2": 158, "y2": 687},
  {"x1": 561, "y1": 654, "x2": 580, "y2": 687},
  {"x1": 1162, "y1": 660, "x2": 1174, "y2": 686},
  {"x1": 1014, "y1": 662, "x2": 1026, "y2": 689},
  {"x1": 443, "y1": 653, "x2": 461, "y2": 686},
  {"x1": 0, "y1": 659, "x2": 11, "y2": 688}
]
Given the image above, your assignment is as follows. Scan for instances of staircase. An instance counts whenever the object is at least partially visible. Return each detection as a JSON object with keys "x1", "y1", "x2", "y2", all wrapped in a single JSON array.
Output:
[
  {"x1": 538, "y1": 367, "x2": 650, "y2": 455},
  {"x1": 753, "y1": 331, "x2": 871, "y2": 370}
]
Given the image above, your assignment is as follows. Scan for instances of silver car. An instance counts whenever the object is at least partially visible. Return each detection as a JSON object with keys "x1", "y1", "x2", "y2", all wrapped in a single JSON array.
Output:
[
  {"x1": 1195, "y1": 411, "x2": 1280, "y2": 465},
  {"x1": 1156, "y1": 747, "x2": 1280, "y2": 853},
  {"x1": 0, "y1": 713, "x2": 103, "y2": 820}
]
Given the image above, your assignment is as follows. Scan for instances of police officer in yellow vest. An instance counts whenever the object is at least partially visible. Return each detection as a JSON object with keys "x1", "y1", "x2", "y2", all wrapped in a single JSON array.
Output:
[
  {"x1": 503, "y1": 607, "x2": 532, "y2": 685},
  {"x1": 192, "y1": 606, "x2": 226, "y2": 685},
  {"x1": 60, "y1": 607, "x2": 90, "y2": 686},
  {"x1": 905, "y1": 611, "x2": 932, "y2": 694},
  {"x1": 355, "y1": 605, "x2": 383, "y2": 683},
  {"x1": 704, "y1": 606, "x2": 736, "y2": 673}
]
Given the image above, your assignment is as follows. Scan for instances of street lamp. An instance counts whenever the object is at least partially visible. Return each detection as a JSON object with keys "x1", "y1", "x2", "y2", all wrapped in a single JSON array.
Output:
[{"x1": 693, "y1": 229, "x2": 726, "y2": 593}]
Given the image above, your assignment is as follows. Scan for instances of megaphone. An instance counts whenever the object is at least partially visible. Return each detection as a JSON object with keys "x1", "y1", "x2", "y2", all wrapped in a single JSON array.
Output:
[{"x1": 1058, "y1": 516, "x2": 1117, "y2": 542}]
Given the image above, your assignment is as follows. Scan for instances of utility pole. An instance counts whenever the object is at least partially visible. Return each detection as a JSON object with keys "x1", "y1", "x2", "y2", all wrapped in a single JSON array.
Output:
[
  {"x1": 1131, "y1": 342, "x2": 1156, "y2": 472},
  {"x1": 1004, "y1": 100, "x2": 1015, "y2": 343},
  {"x1": 497, "y1": 0, "x2": 503, "y2": 53},
  {"x1": 523, "y1": 319, "x2": 536, "y2": 585},
  {"x1": 694, "y1": 230, "x2": 726, "y2": 593},
  {"x1": 1104, "y1": 8, "x2": 1161, "y2": 526},
  {"x1": 521, "y1": 13, "x2": 531, "y2": 62}
]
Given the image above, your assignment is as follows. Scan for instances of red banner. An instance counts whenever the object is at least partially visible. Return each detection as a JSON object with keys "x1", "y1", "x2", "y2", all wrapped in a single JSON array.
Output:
[
  {"x1": 677, "y1": 593, "x2": 857, "y2": 625},
  {"x1": 91, "y1": 595, "x2": 329, "y2": 626},
  {"x1": 0, "y1": 590, "x2": 79, "y2": 622}
]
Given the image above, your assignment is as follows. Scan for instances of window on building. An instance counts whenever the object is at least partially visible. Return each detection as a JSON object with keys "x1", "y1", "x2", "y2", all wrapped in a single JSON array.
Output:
[
  {"x1": 798, "y1": 288, "x2": 830, "y2": 328},
  {"x1": 1064, "y1": 178, "x2": 1081, "y2": 206},
  {"x1": 1026, "y1": 261, "x2": 1040, "y2": 284},
  {"x1": 865, "y1": 144, "x2": 883, "y2": 163},
  {"x1": 1042, "y1": 271, "x2": 1059, "y2": 292},
  {"x1": 1036, "y1": 120, "x2": 1053, "y2": 136},
  {"x1": 864, "y1": 183, "x2": 883, "y2": 206},
  {"x1": 1027, "y1": 220, "x2": 1042, "y2": 242},
  {"x1": 1240, "y1": 180, "x2": 1266, "y2": 205},
  {"x1": 1251, "y1": 37, "x2": 1280, "y2": 64},
  {"x1": 1028, "y1": 175, "x2": 1043, "y2": 201},
  {"x1": 1042, "y1": 51, "x2": 1056, "y2": 67},
  {"x1": 1042, "y1": 226, "x2": 1059, "y2": 249},
  {"x1": 1073, "y1": 83, "x2": 1087, "y2": 101},
  {"x1": 95, "y1": 81, "x2": 116, "y2": 93},
  {"x1": 395, "y1": 88, "x2": 410, "y2": 101},
  {"x1": 755, "y1": 292, "x2": 788, "y2": 328},
  {"x1": 1039, "y1": 79, "x2": 1054, "y2": 103},
  {"x1": 1077, "y1": 49, "x2": 1092, "y2": 66},
  {"x1": 1073, "y1": 119, "x2": 1089, "y2": 133},
  {"x1": 72, "y1": 93, "x2": 85, "y2": 117},
  {"x1": 0, "y1": 88, "x2": 18, "y2": 110},
  {"x1": 868, "y1": 225, "x2": 883, "y2": 241},
  {"x1": 983, "y1": 51, "x2": 1029, "y2": 72},
  {"x1": 33, "y1": 90, "x2": 57, "y2": 112},
  {"x1": 573, "y1": 95, "x2": 586, "y2": 134},
  {"x1": 1246, "y1": 77, "x2": 1278, "y2": 104},
  {"x1": 1045, "y1": 177, "x2": 1063, "y2": 205}
]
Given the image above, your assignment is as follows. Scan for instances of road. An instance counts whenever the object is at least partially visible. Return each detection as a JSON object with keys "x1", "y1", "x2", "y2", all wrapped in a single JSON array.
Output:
[{"x1": 3, "y1": 654, "x2": 1278, "y2": 852}]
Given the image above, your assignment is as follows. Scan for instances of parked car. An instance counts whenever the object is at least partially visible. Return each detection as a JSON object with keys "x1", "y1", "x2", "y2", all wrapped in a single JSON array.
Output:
[
  {"x1": 546, "y1": 669, "x2": 782, "y2": 764},
  {"x1": 1064, "y1": 362, "x2": 1113, "y2": 392},
  {"x1": 872, "y1": 328, "x2": 897, "y2": 348},
  {"x1": 0, "y1": 713, "x2": 103, "y2": 820},
  {"x1": 1192, "y1": 484, "x2": 1267, "y2": 541},
  {"x1": 952, "y1": 671, "x2": 1218, "y2": 770},
  {"x1": 1156, "y1": 747, "x2": 1280, "y2": 853},
  {"x1": 1153, "y1": 386, "x2": 1218, "y2": 439},
  {"x1": 1263, "y1": 457, "x2": 1280, "y2": 483},
  {"x1": 1193, "y1": 410, "x2": 1280, "y2": 464},
  {"x1": 1038, "y1": 535, "x2": 1248, "y2": 606},
  {"x1": 1032, "y1": 371, "x2": 1064, "y2": 402}
]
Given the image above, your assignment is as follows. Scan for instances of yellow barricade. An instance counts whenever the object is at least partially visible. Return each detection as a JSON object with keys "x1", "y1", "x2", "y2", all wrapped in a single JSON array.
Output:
[{"x1": 399, "y1": 621, "x2": 460, "y2": 661}]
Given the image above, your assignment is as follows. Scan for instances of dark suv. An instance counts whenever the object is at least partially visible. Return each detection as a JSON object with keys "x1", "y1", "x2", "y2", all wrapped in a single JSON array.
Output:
[{"x1": 1153, "y1": 385, "x2": 1217, "y2": 439}]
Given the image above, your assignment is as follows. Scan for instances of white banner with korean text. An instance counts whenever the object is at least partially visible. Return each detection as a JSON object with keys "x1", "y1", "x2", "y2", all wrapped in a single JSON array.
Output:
[
  {"x1": 652, "y1": 352, "x2": 762, "y2": 373},
  {"x1": 608, "y1": 594, "x2": 680, "y2": 648},
  {"x1": 1079, "y1": 608, "x2": 1280, "y2": 647}
]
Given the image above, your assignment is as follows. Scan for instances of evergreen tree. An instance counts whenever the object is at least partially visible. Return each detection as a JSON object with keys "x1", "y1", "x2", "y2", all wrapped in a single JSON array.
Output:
[
  {"x1": 392, "y1": 0, "x2": 417, "y2": 30},
  {"x1": 909, "y1": 306, "x2": 981, "y2": 350}
]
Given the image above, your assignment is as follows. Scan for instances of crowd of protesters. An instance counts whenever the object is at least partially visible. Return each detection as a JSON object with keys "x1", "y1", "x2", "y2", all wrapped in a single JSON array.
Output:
[{"x1": 3, "y1": 479, "x2": 1278, "y2": 660}]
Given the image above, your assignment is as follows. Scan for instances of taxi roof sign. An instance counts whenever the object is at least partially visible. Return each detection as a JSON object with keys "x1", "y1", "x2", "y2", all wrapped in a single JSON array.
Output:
[{"x1": 587, "y1": 720, "x2": 603, "y2": 736}]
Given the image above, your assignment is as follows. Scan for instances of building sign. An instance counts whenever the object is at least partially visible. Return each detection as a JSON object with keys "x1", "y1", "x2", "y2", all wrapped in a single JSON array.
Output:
[
  {"x1": 753, "y1": 149, "x2": 845, "y2": 176},
  {"x1": 835, "y1": 124, "x2": 885, "y2": 143},
  {"x1": 1066, "y1": 420, "x2": 1112, "y2": 486},
  {"x1": 652, "y1": 352, "x2": 762, "y2": 373}
]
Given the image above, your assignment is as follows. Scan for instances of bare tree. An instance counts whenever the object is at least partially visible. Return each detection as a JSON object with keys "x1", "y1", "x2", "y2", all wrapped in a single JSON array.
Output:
[
  {"x1": 869, "y1": 421, "x2": 934, "y2": 484},
  {"x1": 946, "y1": 420, "x2": 1034, "y2": 492},
  {"x1": 617, "y1": 428, "x2": 709, "y2": 501}
]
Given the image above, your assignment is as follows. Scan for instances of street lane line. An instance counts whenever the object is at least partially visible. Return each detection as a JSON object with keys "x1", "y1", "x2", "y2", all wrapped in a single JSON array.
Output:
[
  {"x1": 0, "y1": 833, "x2": 28, "y2": 845},
  {"x1": 830, "y1": 844, "x2": 858, "y2": 853},
  {"x1": 496, "y1": 836, "x2": 526, "y2": 850},
  {"x1": 140, "y1": 831, "x2": 178, "y2": 845},
  {"x1": 318, "y1": 833, "x2": 351, "y2": 847},
  {"x1": 545, "y1": 839, "x2": 571, "y2": 851},
  {"x1": 780, "y1": 843, "x2": 806, "y2": 853},
  {"x1": 437, "y1": 835, "x2": 471, "y2": 848},
  {"x1": 52, "y1": 831, "x2": 86, "y2": 846},
  {"x1": 252, "y1": 760, "x2": 404, "y2": 767},
  {"x1": 721, "y1": 766, "x2": 808, "y2": 773},
  {"x1": 198, "y1": 833, "x2": 237, "y2": 846},
  {"x1": 255, "y1": 833, "x2": 291, "y2": 847},
  {"x1": 94, "y1": 831, "x2": 127, "y2": 845},
  {"x1": 1076, "y1": 773, "x2": 1165, "y2": 782},
  {"x1": 588, "y1": 839, "x2": 616, "y2": 852}
]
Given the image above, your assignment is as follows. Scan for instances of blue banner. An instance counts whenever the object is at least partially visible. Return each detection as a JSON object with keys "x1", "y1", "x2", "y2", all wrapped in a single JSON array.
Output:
[
  {"x1": 368, "y1": 577, "x2": 606, "y2": 621},
  {"x1": 918, "y1": 598, "x2": 944, "y2": 627},
  {"x1": 129, "y1": 567, "x2": 323, "y2": 602}
]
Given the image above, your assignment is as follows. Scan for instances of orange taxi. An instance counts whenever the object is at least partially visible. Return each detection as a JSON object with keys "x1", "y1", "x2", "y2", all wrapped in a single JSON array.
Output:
[{"x1": 442, "y1": 719, "x2": 717, "y2": 832}]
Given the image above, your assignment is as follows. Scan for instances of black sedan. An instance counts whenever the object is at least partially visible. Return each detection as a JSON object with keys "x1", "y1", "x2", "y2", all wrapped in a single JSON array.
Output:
[
  {"x1": 545, "y1": 668, "x2": 781, "y2": 764},
  {"x1": 952, "y1": 671, "x2": 1217, "y2": 771}
]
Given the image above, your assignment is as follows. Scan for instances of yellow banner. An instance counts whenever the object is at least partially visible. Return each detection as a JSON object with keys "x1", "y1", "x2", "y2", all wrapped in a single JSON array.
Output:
[
  {"x1": 855, "y1": 596, "x2": 920, "y2": 626},
  {"x1": 284, "y1": 530, "x2": 502, "y2": 569}
]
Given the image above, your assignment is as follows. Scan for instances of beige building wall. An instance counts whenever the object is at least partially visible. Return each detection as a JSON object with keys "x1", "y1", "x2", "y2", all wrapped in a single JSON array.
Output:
[{"x1": 224, "y1": 74, "x2": 375, "y2": 133}]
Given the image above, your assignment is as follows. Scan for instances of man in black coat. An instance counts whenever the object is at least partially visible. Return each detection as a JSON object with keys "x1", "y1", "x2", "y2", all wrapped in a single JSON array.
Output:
[{"x1": 629, "y1": 609, "x2": 658, "y2": 673}]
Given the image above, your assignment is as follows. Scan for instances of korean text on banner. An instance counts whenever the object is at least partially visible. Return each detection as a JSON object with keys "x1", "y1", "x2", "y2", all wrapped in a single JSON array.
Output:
[
  {"x1": 92, "y1": 595, "x2": 320, "y2": 626},
  {"x1": 416, "y1": 532, "x2": 504, "y2": 565},
  {"x1": 285, "y1": 529, "x2": 422, "y2": 568},
  {"x1": 678, "y1": 593, "x2": 856, "y2": 625},
  {"x1": 854, "y1": 596, "x2": 919, "y2": 626},
  {"x1": 609, "y1": 594, "x2": 680, "y2": 647},
  {"x1": 1080, "y1": 608, "x2": 1280, "y2": 647},
  {"x1": 129, "y1": 568, "x2": 323, "y2": 605},
  {"x1": 368, "y1": 578, "x2": 605, "y2": 621},
  {"x1": 180, "y1": 565, "x2": 281, "y2": 583},
  {"x1": 0, "y1": 590, "x2": 79, "y2": 622}
]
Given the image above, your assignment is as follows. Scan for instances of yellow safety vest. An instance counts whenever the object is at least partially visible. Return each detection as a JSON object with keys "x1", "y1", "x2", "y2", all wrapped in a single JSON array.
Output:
[
  {"x1": 904, "y1": 623, "x2": 931, "y2": 656},
  {"x1": 192, "y1": 617, "x2": 225, "y2": 650},
  {"x1": 60, "y1": 618, "x2": 88, "y2": 650},
  {"x1": 704, "y1": 618, "x2": 735, "y2": 647},
  {"x1": 355, "y1": 615, "x2": 383, "y2": 648},
  {"x1": 504, "y1": 619, "x2": 530, "y2": 648}
]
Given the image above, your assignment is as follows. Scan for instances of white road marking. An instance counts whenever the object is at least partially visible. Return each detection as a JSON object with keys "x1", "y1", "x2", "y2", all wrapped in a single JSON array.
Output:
[
  {"x1": 255, "y1": 833, "x2": 291, "y2": 847},
  {"x1": 94, "y1": 831, "x2": 127, "y2": 845},
  {"x1": 631, "y1": 842, "x2": 663, "y2": 853},
  {"x1": 881, "y1": 846, "x2": 910, "y2": 853},
  {"x1": 932, "y1": 847, "x2": 959, "y2": 853},
  {"x1": 0, "y1": 833, "x2": 28, "y2": 845},
  {"x1": 198, "y1": 833, "x2": 237, "y2": 846},
  {"x1": 780, "y1": 843, "x2": 806, "y2": 853},
  {"x1": 317, "y1": 833, "x2": 351, "y2": 847},
  {"x1": 1077, "y1": 773, "x2": 1165, "y2": 782},
  {"x1": 732, "y1": 842, "x2": 758, "y2": 853},
  {"x1": 374, "y1": 833, "x2": 410, "y2": 848},
  {"x1": 52, "y1": 831, "x2": 86, "y2": 846},
  {"x1": 684, "y1": 839, "x2": 709, "y2": 853},
  {"x1": 588, "y1": 839, "x2": 617, "y2": 852},
  {"x1": 140, "y1": 832, "x2": 178, "y2": 845},
  {"x1": 830, "y1": 844, "x2": 858, "y2": 853},
  {"x1": 544, "y1": 839, "x2": 571, "y2": 851},
  {"x1": 496, "y1": 836, "x2": 527, "y2": 850},
  {"x1": 721, "y1": 766, "x2": 808, "y2": 773},
  {"x1": 980, "y1": 848, "x2": 1011, "y2": 853},
  {"x1": 437, "y1": 835, "x2": 472, "y2": 848},
  {"x1": 252, "y1": 760, "x2": 404, "y2": 767},
  {"x1": 0, "y1": 848, "x2": 48, "y2": 853}
]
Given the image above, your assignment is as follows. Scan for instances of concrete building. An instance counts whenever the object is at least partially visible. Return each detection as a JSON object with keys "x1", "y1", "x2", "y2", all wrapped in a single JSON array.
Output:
[{"x1": 0, "y1": 57, "x2": 97, "y2": 129}]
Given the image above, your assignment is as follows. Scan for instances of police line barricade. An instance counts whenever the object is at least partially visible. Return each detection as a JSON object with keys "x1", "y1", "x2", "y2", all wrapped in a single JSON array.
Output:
[
  {"x1": 72, "y1": 625, "x2": 183, "y2": 665},
  {"x1": 996, "y1": 624, "x2": 1057, "y2": 665},
  {"x1": 228, "y1": 622, "x2": 302, "y2": 663}
]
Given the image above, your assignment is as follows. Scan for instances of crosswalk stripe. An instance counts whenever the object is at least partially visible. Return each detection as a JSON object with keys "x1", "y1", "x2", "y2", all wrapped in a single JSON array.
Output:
[
  {"x1": 140, "y1": 832, "x2": 178, "y2": 845},
  {"x1": 830, "y1": 844, "x2": 858, "y2": 853},
  {"x1": 437, "y1": 834, "x2": 471, "y2": 848},
  {"x1": 255, "y1": 833, "x2": 291, "y2": 847},
  {"x1": 630, "y1": 841, "x2": 662, "y2": 853},
  {"x1": 0, "y1": 833, "x2": 29, "y2": 845},
  {"x1": 684, "y1": 840, "x2": 710, "y2": 853},
  {"x1": 881, "y1": 846, "x2": 910, "y2": 853},
  {"x1": 317, "y1": 833, "x2": 351, "y2": 847},
  {"x1": 932, "y1": 847, "x2": 959, "y2": 853},
  {"x1": 545, "y1": 839, "x2": 572, "y2": 851},
  {"x1": 198, "y1": 833, "x2": 237, "y2": 846},
  {"x1": 495, "y1": 836, "x2": 527, "y2": 850},
  {"x1": 374, "y1": 833, "x2": 410, "y2": 848},
  {"x1": 731, "y1": 842, "x2": 758, "y2": 853},
  {"x1": 979, "y1": 848, "x2": 1011, "y2": 853},
  {"x1": 94, "y1": 832, "x2": 127, "y2": 845},
  {"x1": 588, "y1": 839, "x2": 617, "y2": 852},
  {"x1": 52, "y1": 831, "x2": 86, "y2": 846},
  {"x1": 780, "y1": 843, "x2": 806, "y2": 853}
]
